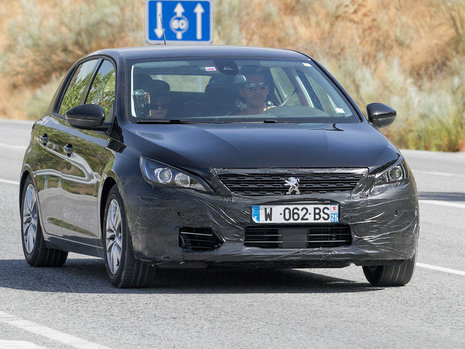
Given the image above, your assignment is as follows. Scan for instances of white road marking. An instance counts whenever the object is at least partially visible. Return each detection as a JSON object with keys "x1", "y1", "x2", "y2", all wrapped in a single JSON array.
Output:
[
  {"x1": 0, "y1": 119, "x2": 34, "y2": 125},
  {"x1": 417, "y1": 263, "x2": 465, "y2": 276},
  {"x1": 414, "y1": 170, "x2": 465, "y2": 178},
  {"x1": 0, "y1": 142, "x2": 27, "y2": 150},
  {"x1": 419, "y1": 200, "x2": 465, "y2": 209},
  {"x1": 0, "y1": 311, "x2": 112, "y2": 349},
  {"x1": 0, "y1": 179, "x2": 19, "y2": 185},
  {"x1": 0, "y1": 340, "x2": 46, "y2": 349}
]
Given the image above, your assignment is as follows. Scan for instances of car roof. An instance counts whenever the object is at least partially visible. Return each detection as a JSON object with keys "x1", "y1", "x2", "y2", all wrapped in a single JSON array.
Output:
[{"x1": 90, "y1": 45, "x2": 309, "y2": 61}]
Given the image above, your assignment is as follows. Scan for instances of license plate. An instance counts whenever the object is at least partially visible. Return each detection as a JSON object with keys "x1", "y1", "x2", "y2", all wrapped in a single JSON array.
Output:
[{"x1": 251, "y1": 204, "x2": 339, "y2": 224}]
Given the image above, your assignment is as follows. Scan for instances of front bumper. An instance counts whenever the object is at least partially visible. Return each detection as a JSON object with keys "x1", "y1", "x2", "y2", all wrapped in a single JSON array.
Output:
[{"x1": 123, "y1": 176, "x2": 419, "y2": 267}]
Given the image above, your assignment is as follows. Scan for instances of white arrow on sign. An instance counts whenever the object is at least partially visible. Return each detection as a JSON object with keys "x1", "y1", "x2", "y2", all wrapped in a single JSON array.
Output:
[
  {"x1": 174, "y1": 3, "x2": 185, "y2": 39},
  {"x1": 174, "y1": 3, "x2": 185, "y2": 17},
  {"x1": 154, "y1": 2, "x2": 163, "y2": 38},
  {"x1": 194, "y1": 3, "x2": 204, "y2": 40}
]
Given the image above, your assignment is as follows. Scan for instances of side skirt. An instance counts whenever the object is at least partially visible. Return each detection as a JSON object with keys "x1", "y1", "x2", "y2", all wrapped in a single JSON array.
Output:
[{"x1": 46, "y1": 236, "x2": 104, "y2": 258}]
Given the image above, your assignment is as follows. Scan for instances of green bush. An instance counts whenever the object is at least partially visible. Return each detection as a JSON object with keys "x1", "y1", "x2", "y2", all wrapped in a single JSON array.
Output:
[{"x1": 318, "y1": 52, "x2": 465, "y2": 151}]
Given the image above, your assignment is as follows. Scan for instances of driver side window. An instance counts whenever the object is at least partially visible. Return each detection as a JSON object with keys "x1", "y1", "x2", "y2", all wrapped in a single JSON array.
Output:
[
  {"x1": 59, "y1": 59, "x2": 99, "y2": 115},
  {"x1": 86, "y1": 60, "x2": 116, "y2": 121}
]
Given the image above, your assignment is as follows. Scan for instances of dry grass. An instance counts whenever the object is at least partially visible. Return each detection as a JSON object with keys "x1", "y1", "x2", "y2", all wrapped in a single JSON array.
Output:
[
  {"x1": 0, "y1": 0, "x2": 145, "y2": 119},
  {"x1": 1, "y1": 0, "x2": 144, "y2": 88},
  {"x1": 215, "y1": 0, "x2": 454, "y2": 76},
  {"x1": 0, "y1": 0, "x2": 464, "y2": 151}
]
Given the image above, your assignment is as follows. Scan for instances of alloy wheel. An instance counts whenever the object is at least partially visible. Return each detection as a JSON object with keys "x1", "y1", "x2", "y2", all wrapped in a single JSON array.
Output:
[
  {"x1": 22, "y1": 184, "x2": 38, "y2": 254},
  {"x1": 105, "y1": 199, "x2": 123, "y2": 275}
]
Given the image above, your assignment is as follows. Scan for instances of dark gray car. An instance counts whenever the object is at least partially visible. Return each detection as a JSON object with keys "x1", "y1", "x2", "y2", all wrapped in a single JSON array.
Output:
[{"x1": 19, "y1": 46, "x2": 419, "y2": 288}]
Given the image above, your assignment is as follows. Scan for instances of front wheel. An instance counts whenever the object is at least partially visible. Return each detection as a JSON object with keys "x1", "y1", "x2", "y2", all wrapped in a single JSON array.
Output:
[
  {"x1": 103, "y1": 186, "x2": 156, "y2": 288},
  {"x1": 21, "y1": 176, "x2": 68, "y2": 267},
  {"x1": 363, "y1": 255, "x2": 416, "y2": 287}
]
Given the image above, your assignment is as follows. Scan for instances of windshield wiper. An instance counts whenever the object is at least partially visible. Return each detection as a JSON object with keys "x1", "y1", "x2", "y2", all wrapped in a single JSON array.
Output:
[
  {"x1": 136, "y1": 119, "x2": 195, "y2": 124},
  {"x1": 136, "y1": 118, "x2": 289, "y2": 124}
]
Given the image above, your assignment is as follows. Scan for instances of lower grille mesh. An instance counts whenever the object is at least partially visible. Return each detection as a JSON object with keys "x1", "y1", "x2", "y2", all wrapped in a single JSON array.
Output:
[{"x1": 244, "y1": 224, "x2": 352, "y2": 249}]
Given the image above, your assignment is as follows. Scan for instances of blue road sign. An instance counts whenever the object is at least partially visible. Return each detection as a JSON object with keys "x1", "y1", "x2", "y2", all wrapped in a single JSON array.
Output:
[{"x1": 146, "y1": 0, "x2": 212, "y2": 44}]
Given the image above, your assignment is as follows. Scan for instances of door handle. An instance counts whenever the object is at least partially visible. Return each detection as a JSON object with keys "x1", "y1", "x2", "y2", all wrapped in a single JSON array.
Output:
[
  {"x1": 40, "y1": 134, "x2": 48, "y2": 146},
  {"x1": 64, "y1": 143, "x2": 73, "y2": 156}
]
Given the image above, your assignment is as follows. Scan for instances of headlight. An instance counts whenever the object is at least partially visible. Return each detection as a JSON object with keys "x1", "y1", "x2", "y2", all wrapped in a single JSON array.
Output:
[
  {"x1": 373, "y1": 157, "x2": 408, "y2": 186},
  {"x1": 139, "y1": 156, "x2": 210, "y2": 192}
]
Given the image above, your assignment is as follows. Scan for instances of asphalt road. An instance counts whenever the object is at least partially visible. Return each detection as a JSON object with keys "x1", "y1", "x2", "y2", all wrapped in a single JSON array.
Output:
[{"x1": 0, "y1": 118, "x2": 464, "y2": 349}]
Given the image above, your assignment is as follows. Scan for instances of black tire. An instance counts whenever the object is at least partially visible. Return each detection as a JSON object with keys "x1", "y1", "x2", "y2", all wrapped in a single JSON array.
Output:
[
  {"x1": 103, "y1": 186, "x2": 156, "y2": 288},
  {"x1": 21, "y1": 176, "x2": 68, "y2": 267},
  {"x1": 363, "y1": 255, "x2": 416, "y2": 287}
]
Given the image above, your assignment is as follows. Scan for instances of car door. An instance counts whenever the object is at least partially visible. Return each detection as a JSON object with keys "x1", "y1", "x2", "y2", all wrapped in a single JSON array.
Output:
[
  {"x1": 35, "y1": 59, "x2": 99, "y2": 238},
  {"x1": 33, "y1": 116, "x2": 66, "y2": 238},
  {"x1": 59, "y1": 59, "x2": 117, "y2": 246}
]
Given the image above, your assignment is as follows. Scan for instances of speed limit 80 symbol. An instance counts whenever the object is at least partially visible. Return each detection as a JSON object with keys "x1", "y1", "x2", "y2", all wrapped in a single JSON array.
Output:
[{"x1": 170, "y1": 16, "x2": 189, "y2": 34}]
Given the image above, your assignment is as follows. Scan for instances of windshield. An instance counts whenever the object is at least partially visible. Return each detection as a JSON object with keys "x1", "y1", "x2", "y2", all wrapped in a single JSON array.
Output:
[{"x1": 129, "y1": 58, "x2": 359, "y2": 123}]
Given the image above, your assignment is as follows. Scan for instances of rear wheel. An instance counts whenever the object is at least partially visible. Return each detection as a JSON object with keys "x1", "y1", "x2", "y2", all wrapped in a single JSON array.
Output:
[
  {"x1": 363, "y1": 255, "x2": 416, "y2": 287},
  {"x1": 103, "y1": 186, "x2": 156, "y2": 288},
  {"x1": 21, "y1": 176, "x2": 68, "y2": 267}
]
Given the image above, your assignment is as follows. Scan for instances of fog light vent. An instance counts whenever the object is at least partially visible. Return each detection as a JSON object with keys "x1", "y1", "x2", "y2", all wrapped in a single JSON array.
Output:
[{"x1": 179, "y1": 228, "x2": 223, "y2": 251}]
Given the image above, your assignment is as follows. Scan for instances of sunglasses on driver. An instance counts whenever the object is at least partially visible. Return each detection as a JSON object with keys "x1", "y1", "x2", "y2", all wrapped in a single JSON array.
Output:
[{"x1": 245, "y1": 82, "x2": 268, "y2": 91}]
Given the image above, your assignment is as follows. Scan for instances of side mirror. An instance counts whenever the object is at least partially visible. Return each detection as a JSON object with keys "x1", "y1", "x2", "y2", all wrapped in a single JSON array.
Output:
[
  {"x1": 366, "y1": 103, "x2": 396, "y2": 128},
  {"x1": 66, "y1": 104, "x2": 105, "y2": 129}
]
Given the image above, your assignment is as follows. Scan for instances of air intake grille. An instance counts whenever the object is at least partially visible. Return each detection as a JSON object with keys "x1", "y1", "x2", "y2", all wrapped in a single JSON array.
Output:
[
  {"x1": 218, "y1": 173, "x2": 362, "y2": 196},
  {"x1": 244, "y1": 224, "x2": 352, "y2": 249},
  {"x1": 179, "y1": 228, "x2": 223, "y2": 251}
]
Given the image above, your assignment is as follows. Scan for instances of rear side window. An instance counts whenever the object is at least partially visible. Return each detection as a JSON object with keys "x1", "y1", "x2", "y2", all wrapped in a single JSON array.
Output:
[
  {"x1": 59, "y1": 59, "x2": 99, "y2": 115},
  {"x1": 86, "y1": 60, "x2": 116, "y2": 121}
]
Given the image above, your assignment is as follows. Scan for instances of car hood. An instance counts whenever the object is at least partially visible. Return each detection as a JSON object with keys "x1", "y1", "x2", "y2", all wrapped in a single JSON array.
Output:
[{"x1": 125, "y1": 122, "x2": 399, "y2": 178}]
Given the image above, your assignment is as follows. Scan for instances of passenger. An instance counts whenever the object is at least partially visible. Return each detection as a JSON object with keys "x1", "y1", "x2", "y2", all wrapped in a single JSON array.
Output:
[
  {"x1": 238, "y1": 67, "x2": 272, "y2": 115},
  {"x1": 134, "y1": 73, "x2": 154, "y2": 91},
  {"x1": 147, "y1": 80, "x2": 171, "y2": 119}
]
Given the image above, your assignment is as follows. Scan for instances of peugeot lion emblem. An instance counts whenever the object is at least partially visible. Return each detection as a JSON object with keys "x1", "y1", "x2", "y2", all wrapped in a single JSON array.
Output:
[{"x1": 284, "y1": 177, "x2": 301, "y2": 195}]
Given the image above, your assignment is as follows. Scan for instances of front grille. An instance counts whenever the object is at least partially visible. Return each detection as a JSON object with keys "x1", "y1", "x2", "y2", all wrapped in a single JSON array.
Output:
[
  {"x1": 179, "y1": 228, "x2": 223, "y2": 251},
  {"x1": 218, "y1": 172, "x2": 363, "y2": 196},
  {"x1": 244, "y1": 224, "x2": 352, "y2": 249}
]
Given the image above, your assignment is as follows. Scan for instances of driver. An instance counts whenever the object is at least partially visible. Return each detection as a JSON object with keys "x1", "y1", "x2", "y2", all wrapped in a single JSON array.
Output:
[{"x1": 238, "y1": 67, "x2": 272, "y2": 115}]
